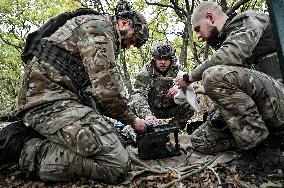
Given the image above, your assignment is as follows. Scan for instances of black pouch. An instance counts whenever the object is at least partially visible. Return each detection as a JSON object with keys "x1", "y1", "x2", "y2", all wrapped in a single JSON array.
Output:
[{"x1": 0, "y1": 120, "x2": 44, "y2": 165}]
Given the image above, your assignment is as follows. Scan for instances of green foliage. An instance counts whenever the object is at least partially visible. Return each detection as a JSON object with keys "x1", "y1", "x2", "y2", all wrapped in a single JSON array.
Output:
[
  {"x1": 0, "y1": 41, "x2": 22, "y2": 114},
  {"x1": 0, "y1": 0, "x2": 82, "y2": 114}
]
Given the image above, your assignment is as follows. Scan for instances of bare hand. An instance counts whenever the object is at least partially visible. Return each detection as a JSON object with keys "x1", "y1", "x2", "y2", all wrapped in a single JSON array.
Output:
[
  {"x1": 177, "y1": 72, "x2": 193, "y2": 90},
  {"x1": 145, "y1": 115, "x2": 158, "y2": 125},
  {"x1": 166, "y1": 85, "x2": 179, "y2": 98},
  {"x1": 192, "y1": 83, "x2": 205, "y2": 94},
  {"x1": 132, "y1": 117, "x2": 147, "y2": 133},
  {"x1": 177, "y1": 72, "x2": 186, "y2": 90}
]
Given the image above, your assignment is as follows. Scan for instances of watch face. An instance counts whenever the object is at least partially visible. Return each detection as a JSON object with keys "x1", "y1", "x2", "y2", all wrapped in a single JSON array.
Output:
[{"x1": 183, "y1": 73, "x2": 190, "y2": 83}]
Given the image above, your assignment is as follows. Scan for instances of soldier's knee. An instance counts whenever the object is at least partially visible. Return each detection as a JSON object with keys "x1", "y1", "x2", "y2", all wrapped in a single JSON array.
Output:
[
  {"x1": 190, "y1": 132, "x2": 209, "y2": 150},
  {"x1": 202, "y1": 66, "x2": 226, "y2": 86},
  {"x1": 190, "y1": 123, "x2": 218, "y2": 155},
  {"x1": 94, "y1": 142, "x2": 130, "y2": 183},
  {"x1": 107, "y1": 147, "x2": 131, "y2": 183},
  {"x1": 19, "y1": 138, "x2": 47, "y2": 178},
  {"x1": 190, "y1": 127, "x2": 208, "y2": 150},
  {"x1": 107, "y1": 157, "x2": 131, "y2": 184},
  {"x1": 191, "y1": 135, "x2": 219, "y2": 154}
]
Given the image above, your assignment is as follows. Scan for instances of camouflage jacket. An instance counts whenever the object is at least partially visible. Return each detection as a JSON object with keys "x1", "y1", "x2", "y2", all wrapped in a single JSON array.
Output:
[
  {"x1": 191, "y1": 11, "x2": 278, "y2": 81},
  {"x1": 17, "y1": 14, "x2": 136, "y2": 125},
  {"x1": 130, "y1": 60, "x2": 181, "y2": 118}
]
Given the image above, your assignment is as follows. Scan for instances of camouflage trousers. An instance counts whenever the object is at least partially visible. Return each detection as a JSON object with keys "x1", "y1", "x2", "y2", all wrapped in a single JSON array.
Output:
[
  {"x1": 191, "y1": 65, "x2": 284, "y2": 154},
  {"x1": 19, "y1": 100, "x2": 130, "y2": 183}
]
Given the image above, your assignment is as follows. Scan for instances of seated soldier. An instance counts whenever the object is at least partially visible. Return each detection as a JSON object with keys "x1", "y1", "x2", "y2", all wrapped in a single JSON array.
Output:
[{"x1": 130, "y1": 40, "x2": 195, "y2": 131}]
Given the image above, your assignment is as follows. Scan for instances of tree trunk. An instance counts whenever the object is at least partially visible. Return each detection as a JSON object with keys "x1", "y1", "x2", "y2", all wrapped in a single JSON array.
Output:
[
  {"x1": 179, "y1": 26, "x2": 189, "y2": 68},
  {"x1": 121, "y1": 51, "x2": 133, "y2": 95}
]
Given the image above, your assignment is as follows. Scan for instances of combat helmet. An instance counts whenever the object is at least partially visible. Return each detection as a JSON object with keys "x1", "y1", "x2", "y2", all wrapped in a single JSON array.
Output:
[
  {"x1": 150, "y1": 40, "x2": 177, "y2": 62},
  {"x1": 115, "y1": 0, "x2": 149, "y2": 47}
]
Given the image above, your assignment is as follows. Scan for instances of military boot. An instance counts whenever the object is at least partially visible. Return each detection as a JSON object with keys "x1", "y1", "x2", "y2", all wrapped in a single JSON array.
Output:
[
  {"x1": 186, "y1": 121, "x2": 204, "y2": 134},
  {"x1": 0, "y1": 120, "x2": 44, "y2": 165},
  {"x1": 186, "y1": 112, "x2": 208, "y2": 135},
  {"x1": 232, "y1": 135, "x2": 284, "y2": 173}
]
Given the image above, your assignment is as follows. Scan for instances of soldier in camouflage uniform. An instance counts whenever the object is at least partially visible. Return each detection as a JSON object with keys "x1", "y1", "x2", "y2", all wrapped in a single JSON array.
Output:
[
  {"x1": 177, "y1": 1, "x2": 284, "y2": 171},
  {"x1": 129, "y1": 41, "x2": 194, "y2": 129},
  {"x1": 11, "y1": 3, "x2": 149, "y2": 183}
]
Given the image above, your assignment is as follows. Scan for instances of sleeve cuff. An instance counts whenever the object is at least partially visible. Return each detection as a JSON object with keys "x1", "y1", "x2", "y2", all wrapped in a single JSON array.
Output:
[{"x1": 119, "y1": 111, "x2": 137, "y2": 125}]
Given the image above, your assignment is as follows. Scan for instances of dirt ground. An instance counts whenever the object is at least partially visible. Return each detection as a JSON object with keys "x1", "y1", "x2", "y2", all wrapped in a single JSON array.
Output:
[
  {"x1": 1, "y1": 121, "x2": 284, "y2": 188},
  {"x1": 1, "y1": 154, "x2": 284, "y2": 188}
]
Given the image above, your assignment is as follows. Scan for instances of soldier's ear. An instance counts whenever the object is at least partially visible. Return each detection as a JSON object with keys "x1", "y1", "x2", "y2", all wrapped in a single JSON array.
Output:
[{"x1": 206, "y1": 12, "x2": 215, "y2": 24}]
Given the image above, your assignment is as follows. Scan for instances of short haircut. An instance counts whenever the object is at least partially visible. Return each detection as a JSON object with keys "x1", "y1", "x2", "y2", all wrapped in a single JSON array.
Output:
[{"x1": 191, "y1": 1, "x2": 223, "y2": 23}]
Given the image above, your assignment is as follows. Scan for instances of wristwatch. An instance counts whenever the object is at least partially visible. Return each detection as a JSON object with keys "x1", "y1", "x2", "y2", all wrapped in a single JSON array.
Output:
[{"x1": 182, "y1": 73, "x2": 191, "y2": 83}]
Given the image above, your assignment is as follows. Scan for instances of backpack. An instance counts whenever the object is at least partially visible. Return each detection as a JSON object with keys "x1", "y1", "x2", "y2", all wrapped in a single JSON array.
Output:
[
  {"x1": 0, "y1": 121, "x2": 44, "y2": 165},
  {"x1": 21, "y1": 8, "x2": 99, "y2": 63}
]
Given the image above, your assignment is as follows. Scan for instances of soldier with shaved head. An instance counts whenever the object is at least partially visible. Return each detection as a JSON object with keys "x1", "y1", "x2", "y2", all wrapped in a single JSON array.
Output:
[{"x1": 177, "y1": 1, "x2": 284, "y2": 172}]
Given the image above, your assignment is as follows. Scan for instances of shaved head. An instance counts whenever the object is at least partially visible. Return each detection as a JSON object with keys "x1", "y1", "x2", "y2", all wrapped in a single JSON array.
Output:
[{"x1": 191, "y1": 1, "x2": 224, "y2": 24}]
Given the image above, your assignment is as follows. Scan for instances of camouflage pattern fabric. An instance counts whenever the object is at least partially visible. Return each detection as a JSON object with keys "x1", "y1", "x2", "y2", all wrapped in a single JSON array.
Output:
[
  {"x1": 19, "y1": 100, "x2": 129, "y2": 183},
  {"x1": 17, "y1": 14, "x2": 136, "y2": 125},
  {"x1": 191, "y1": 65, "x2": 284, "y2": 152},
  {"x1": 190, "y1": 121, "x2": 239, "y2": 154},
  {"x1": 190, "y1": 11, "x2": 284, "y2": 154},
  {"x1": 191, "y1": 11, "x2": 278, "y2": 81},
  {"x1": 16, "y1": 14, "x2": 139, "y2": 183},
  {"x1": 130, "y1": 61, "x2": 194, "y2": 125},
  {"x1": 150, "y1": 40, "x2": 176, "y2": 60}
]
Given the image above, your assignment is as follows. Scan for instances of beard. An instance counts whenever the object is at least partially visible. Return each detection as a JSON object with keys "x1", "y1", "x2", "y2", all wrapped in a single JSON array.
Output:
[
  {"x1": 119, "y1": 29, "x2": 128, "y2": 37},
  {"x1": 206, "y1": 26, "x2": 222, "y2": 49},
  {"x1": 121, "y1": 41, "x2": 128, "y2": 49},
  {"x1": 154, "y1": 63, "x2": 170, "y2": 76}
]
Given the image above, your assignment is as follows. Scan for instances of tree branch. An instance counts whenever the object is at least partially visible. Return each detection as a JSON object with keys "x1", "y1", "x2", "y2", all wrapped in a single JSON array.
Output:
[
  {"x1": 190, "y1": 0, "x2": 195, "y2": 14},
  {"x1": 219, "y1": 0, "x2": 229, "y2": 12},
  {"x1": 0, "y1": 35, "x2": 21, "y2": 52},
  {"x1": 185, "y1": 0, "x2": 190, "y2": 13},
  {"x1": 145, "y1": 0, "x2": 174, "y2": 9},
  {"x1": 227, "y1": 0, "x2": 250, "y2": 14},
  {"x1": 104, "y1": 0, "x2": 111, "y2": 8},
  {"x1": 145, "y1": 0, "x2": 184, "y2": 19},
  {"x1": 169, "y1": 0, "x2": 187, "y2": 18},
  {"x1": 192, "y1": 41, "x2": 202, "y2": 64},
  {"x1": 122, "y1": 50, "x2": 133, "y2": 94},
  {"x1": 251, "y1": 0, "x2": 258, "y2": 10}
]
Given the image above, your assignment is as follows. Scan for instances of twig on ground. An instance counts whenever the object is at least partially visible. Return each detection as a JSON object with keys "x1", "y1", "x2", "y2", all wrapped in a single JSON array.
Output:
[
  {"x1": 165, "y1": 167, "x2": 183, "y2": 187},
  {"x1": 160, "y1": 154, "x2": 221, "y2": 188},
  {"x1": 207, "y1": 166, "x2": 222, "y2": 188},
  {"x1": 129, "y1": 152, "x2": 167, "y2": 174},
  {"x1": 179, "y1": 164, "x2": 202, "y2": 176}
]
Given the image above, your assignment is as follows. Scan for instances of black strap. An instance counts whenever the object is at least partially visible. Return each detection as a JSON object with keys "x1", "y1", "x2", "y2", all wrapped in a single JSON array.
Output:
[{"x1": 30, "y1": 39, "x2": 91, "y2": 92}]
